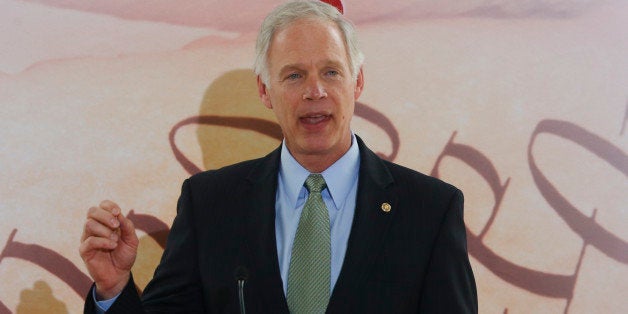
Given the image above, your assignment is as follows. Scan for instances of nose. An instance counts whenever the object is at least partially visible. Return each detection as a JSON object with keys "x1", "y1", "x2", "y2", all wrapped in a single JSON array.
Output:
[{"x1": 303, "y1": 77, "x2": 327, "y2": 100}]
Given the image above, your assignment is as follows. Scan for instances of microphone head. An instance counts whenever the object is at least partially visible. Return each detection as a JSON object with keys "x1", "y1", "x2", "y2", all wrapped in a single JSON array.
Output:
[{"x1": 234, "y1": 266, "x2": 249, "y2": 281}]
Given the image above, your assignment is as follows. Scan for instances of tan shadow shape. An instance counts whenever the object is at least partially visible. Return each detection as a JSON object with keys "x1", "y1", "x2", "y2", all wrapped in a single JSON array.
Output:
[
  {"x1": 131, "y1": 235, "x2": 164, "y2": 292},
  {"x1": 17, "y1": 281, "x2": 68, "y2": 314},
  {"x1": 197, "y1": 69, "x2": 281, "y2": 170}
]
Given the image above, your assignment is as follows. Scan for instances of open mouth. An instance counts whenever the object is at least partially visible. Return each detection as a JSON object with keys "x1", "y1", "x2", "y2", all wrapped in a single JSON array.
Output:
[{"x1": 300, "y1": 114, "x2": 330, "y2": 125}]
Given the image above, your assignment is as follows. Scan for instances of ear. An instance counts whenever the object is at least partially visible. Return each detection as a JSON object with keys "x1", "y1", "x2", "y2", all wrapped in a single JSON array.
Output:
[
  {"x1": 354, "y1": 67, "x2": 364, "y2": 100},
  {"x1": 257, "y1": 75, "x2": 273, "y2": 109}
]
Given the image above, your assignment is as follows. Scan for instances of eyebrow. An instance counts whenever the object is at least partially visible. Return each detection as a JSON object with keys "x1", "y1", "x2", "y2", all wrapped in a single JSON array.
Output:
[
  {"x1": 278, "y1": 64, "x2": 302, "y2": 77},
  {"x1": 277, "y1": 60, "x2": 346, "y2": 77}
]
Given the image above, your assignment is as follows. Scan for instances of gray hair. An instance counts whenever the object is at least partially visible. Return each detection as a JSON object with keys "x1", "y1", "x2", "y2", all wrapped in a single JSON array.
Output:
[{"x1": 253, "y1": 0, "x2": 364, "y2": 86}]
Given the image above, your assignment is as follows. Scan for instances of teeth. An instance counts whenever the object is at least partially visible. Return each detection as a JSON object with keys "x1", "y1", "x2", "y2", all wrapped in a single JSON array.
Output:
[{"x1": 302, "y1": 115, "x2": 327, "y2": 124}]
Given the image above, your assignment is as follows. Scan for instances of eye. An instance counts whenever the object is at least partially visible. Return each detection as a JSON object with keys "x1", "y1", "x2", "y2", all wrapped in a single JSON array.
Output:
[
  {"x1": 326, "y1": 70, "x2": 339, "y2": 77},
  {"x1": 286, "y1": 73, "x2": 302, "y2": 80}
]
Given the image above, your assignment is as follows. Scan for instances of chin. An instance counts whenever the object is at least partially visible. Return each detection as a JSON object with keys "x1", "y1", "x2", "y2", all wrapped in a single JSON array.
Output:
[{"x1": 297, "y1": 137, "x2": 335, "y2": 154}]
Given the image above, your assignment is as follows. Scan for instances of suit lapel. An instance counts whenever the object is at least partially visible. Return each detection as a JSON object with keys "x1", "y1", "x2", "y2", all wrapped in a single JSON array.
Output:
[
  {"x1": 242, "y1": 147, "x2": 291, "y2": 313},
  {"x1": 328, "y1": 137, "x2": 398, "y2": 310},
  {"x1": 237, "y1": 138, "x2": 397, "y2": 313}
]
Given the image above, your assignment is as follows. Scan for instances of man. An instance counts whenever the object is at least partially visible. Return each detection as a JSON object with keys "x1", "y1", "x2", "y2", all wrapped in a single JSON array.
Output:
[{"x1": 80, "y1": 1, "x2": 478, "y2": 313}]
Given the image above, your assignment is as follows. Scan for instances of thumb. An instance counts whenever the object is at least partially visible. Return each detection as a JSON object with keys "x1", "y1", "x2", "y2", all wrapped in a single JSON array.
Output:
[{"x1": 117, "y1": 212, "x2": 139, "y2": 247}]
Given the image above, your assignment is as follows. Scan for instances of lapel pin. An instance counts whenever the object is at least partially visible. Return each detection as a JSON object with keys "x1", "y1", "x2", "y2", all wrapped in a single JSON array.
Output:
[{"x1": 381, "y1": 202, "x2": 391, "y2": 212}]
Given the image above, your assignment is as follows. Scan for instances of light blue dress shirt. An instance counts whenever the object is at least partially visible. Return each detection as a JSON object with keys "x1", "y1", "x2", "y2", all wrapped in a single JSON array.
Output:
[
  {"x1": 94, "y1": 288, "x2": 116, "y2": 313},
  {"x1": 96, "y1": 134, "x2": 360, "y2": 311},
  {"x1": 275, "y1": 134, "x2": 360, "y2": 294}
]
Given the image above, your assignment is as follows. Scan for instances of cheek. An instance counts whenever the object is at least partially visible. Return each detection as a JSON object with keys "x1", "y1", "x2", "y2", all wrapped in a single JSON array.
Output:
[{"x1": 272, "y1": 103, "x2": 295, "y2": 126}]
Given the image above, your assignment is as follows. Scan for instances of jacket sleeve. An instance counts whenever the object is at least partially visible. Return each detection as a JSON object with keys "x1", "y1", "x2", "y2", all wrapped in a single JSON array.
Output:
[
  {"x1": 418, "y1": 189, "x2": 478, "y2": 313},
  {"x1": 83, "y1": 274, "x2": 143, "y2": 314}
]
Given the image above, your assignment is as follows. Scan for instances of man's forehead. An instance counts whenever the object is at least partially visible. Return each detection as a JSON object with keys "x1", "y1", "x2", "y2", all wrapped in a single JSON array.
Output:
[{"x1": 269, "y1": 23, "x2": 347, "y2": 65}]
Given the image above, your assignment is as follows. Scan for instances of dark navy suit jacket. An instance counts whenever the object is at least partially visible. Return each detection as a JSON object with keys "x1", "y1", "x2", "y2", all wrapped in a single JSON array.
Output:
[{"x1": 85, "y1": 136, "x2": 477, "y2": 313}]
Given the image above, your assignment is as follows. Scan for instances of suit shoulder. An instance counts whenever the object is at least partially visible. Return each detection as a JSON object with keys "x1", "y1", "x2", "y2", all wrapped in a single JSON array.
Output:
[
  {"x1": 187, "y1": 148, "x2": 281, "y2": 188},
  {"x1": 383, "y1": 159, "x2": 460, "y2": 195}
]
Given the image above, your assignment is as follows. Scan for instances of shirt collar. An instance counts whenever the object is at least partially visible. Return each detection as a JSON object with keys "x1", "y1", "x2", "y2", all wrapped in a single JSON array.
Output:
[{"x1": 279, "y1": 133, "x2": 360, "y2": 210}]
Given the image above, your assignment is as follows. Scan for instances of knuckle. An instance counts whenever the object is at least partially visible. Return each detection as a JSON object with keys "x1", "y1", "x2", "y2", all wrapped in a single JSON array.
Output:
[
  {"x1": 99, "y1": 200, "x2": 121, "y2": 215},
  {"x1": 78, "y1": 240, "x2": 89, "y2": 255},
  {"x1": 99, "y1": 200, "x2": 112, "y2": 209},
  {"x1": 80, "y1": 237, "x2": 93, "y2": 250},
  {"x1": 87, "y1": 206, "x2": 98, "y2": 217},
  {"x1": 84, "y1": 219, "x2": 98, "y2": 233}
]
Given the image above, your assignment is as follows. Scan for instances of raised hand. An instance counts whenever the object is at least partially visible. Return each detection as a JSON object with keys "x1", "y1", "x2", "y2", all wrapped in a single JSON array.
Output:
[{"x1": 79, "y1": 200, "x2": 139, "y2": 299}]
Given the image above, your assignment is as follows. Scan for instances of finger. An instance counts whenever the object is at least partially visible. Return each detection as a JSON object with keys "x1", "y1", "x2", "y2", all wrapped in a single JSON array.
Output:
[
  {"x1": 117, "y1": 213, "x2": 139, "y2": 246},
  {"x1": 79, "y1": 235, "x2": 118, "y2": 256},
  {"x1": 82, "y1": 218, "x2": 119, "y2": 242},
  {"x1": 99, "y1": 200, "x2": 121, "y2": 216},
  {"x1": 87, "y1": 206, "x2": 120, "y2": 229}
]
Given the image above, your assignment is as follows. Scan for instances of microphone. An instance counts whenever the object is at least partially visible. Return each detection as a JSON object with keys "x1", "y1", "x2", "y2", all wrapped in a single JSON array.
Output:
[{"x1": 234, "y1": 266, "x2": 249, "y2": 314}]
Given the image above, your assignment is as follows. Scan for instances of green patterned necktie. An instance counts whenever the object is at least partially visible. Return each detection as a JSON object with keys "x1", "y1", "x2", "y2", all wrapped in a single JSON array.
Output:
[{"x1": 287, "y1": 174, "x2": 331, "y2": 314}]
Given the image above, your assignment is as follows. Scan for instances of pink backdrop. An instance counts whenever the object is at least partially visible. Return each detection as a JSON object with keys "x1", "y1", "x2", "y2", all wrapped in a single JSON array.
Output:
[{"x1": 1, "y1": 0, "x2": 627, "y2": 312}]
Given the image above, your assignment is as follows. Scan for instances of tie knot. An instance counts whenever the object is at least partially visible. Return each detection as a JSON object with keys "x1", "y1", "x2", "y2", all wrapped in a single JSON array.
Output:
[{"x1": 304, "y1": 174, "x2": 326, "y2": 193}]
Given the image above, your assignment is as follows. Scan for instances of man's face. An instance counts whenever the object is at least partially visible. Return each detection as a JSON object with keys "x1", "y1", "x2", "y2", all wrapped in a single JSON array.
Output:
[{"x1": 258, "y1": 18, "x2": 364, "y2": 169}]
